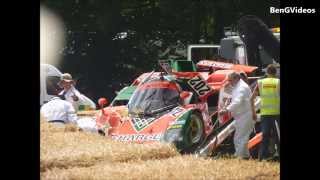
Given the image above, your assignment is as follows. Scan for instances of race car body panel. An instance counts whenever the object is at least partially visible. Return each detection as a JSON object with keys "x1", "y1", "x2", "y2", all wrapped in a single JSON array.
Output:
[
  {"x1": 131, "y1": 72, "x2": 163, "y2": 86},
  {"x1": 96, "y1": 104, "x2": 205, "y2": 143},
  {"x1": 111, "y1": 86, "x2": 137, "y2": 106},
  {"x1": 196, "y1": 60, "x2": 258, "y2": 73}
]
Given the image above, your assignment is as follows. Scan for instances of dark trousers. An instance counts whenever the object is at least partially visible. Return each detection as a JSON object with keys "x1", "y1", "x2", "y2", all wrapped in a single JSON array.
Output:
[{"x1": 259, "y1": 115, "x2": 280, "y2": 160}]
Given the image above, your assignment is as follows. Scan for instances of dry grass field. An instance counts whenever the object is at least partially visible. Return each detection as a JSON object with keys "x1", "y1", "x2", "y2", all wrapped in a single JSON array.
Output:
[{"x1": 40, "y1": 120, "x2": 280, "y2": 180}]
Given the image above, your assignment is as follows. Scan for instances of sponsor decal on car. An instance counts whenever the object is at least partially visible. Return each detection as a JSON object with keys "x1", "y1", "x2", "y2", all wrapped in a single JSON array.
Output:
[
  {"x1": 197, "y1": 60, "x2": 233, "y2": 69},
  {"x1": 170, "y1": 120, "x2": 186, "y2": 125},
  {"x1": 131, "y1": 117, "x2": 157, "y2": 132},
  {"x1": 168, "y1": 124, "x2": 183, "y2": 130},
  {"x1": 111, "y1": 133, "x2": 163, "y2": 142},
  {"x1": 169, "y1": 107, "x2": 185, "y2": 117},
  {"x1": 187, "y1": 75, "x2": 213, "y2": 99}
]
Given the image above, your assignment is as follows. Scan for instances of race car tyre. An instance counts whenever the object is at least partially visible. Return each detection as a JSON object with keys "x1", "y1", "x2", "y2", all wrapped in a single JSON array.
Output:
[{"x1": 182, "y1": 112, "x2": 205, "y2": 153}]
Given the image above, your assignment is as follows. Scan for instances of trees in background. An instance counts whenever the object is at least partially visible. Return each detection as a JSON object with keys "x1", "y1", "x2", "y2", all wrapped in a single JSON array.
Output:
[{"x1": 41, "y1": 0, "x2": 280, "y2": 102}]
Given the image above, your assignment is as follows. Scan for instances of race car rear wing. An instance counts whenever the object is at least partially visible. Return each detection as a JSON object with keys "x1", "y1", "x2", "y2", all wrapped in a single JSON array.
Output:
[{"x1": 196, "y1": 60, "x2": 258, "y2": 74}]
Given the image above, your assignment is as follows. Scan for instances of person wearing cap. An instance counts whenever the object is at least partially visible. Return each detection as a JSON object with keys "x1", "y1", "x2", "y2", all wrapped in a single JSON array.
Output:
[
  {"x1": 58, "y1": 73, "x2": 96, "y2": 111},
  {"x1": 254, "y1": 64, "x2": 280, "y2": 161},
  {"x1": 40, "y1": 95, "x2": 78, "y2": 127},
  {"x1": 219, "y1": 72, "x2": 255, "y2": 159}
]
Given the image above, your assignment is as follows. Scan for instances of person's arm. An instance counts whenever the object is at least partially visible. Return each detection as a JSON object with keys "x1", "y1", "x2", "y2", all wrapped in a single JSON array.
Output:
[
  {"x1": 252, "y1": 82, "x2": 259, "y2": 98},
  {"x1": 81, "y1": 95, "x2": 97, "y2": 110},
  {"x1": 251, "y1": 83, "x2": 259, "y2": 121},
  {"x1": 70, "y1": 86, "x2": 84, "y2": 102},
  {"x1": 225, "y1": 88, "x2": 245, "y2": 113},
  {"x1": 57, "y1": 90, "x2": 66, "y2": 100},
  {"x1": 250, "y1": 92, "x2": 257, "y2": 121}
]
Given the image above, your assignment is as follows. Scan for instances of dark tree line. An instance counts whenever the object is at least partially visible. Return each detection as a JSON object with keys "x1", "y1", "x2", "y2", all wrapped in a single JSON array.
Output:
[{"x1": 41, "y1": 0, "x2": 280, "y2": 103}]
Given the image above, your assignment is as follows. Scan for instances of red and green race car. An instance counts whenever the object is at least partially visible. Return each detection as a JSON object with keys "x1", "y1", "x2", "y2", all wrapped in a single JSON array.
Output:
[{"x1": 95, "y1": 59, "x2": 262, "y2": 154}]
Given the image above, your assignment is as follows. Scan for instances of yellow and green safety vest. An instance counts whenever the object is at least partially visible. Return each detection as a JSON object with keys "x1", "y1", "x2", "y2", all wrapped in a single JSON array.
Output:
[{"x1": 258, "y1": 77, "x2": 280, "y2": 115}]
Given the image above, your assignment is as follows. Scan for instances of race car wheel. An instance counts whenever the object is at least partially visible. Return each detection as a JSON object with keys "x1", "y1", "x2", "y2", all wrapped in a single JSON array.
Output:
[{"x1": 182, "y1": 112, "x2": 205, "y2": 153}]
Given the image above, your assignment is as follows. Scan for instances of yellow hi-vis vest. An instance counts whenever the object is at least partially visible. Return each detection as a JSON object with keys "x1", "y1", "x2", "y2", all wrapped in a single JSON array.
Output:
[{"x1": 258, "y1": 77, "x2": 280, "y2": 115}]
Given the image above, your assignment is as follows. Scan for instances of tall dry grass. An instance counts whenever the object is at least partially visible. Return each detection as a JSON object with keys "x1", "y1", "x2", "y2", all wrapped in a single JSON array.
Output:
[
  {"x1": 41, "y1": 120, "x2": 178, "y2": 171},
  {"x1": 40, "y1": 119, "x2": 279, "y2": 180}
]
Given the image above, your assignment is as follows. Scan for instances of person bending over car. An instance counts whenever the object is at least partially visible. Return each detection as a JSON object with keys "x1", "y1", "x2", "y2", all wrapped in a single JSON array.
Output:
[
  {"x1": 40, "y1": 95, "x2": 78, "y2": 127},
  {"x1": 219, "y1": 72, "x2": 255, "y2": 159}
]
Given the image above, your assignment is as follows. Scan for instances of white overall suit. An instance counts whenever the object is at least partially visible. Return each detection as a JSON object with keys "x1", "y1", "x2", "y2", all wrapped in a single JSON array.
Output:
[
  {"x1": 40, "y1": 97, "x2": 78, "y2": 127},
  {"x1": 226, "y1": 79, "x2": 255, "y2": 158}
]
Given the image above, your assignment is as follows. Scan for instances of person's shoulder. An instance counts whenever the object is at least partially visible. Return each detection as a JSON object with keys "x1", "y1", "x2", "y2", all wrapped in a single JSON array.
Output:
[
  {"x1": 40, "y1": 101, "x2": 52, "y2": 111},
  {"x1": 239, "y1": 81, "x2": 250, "y2": 92},
  {"x1": 240, "y1": 80, "x2": 249, "y2": 87}
]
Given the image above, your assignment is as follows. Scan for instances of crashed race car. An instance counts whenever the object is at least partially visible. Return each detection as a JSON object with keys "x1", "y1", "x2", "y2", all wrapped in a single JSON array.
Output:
[
  {"x1": 97, "y1": 73, "x2": 214, "y2": 153},
  {"x1": 95, "y1": 59, "x2": 262, "y2": 154}
]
